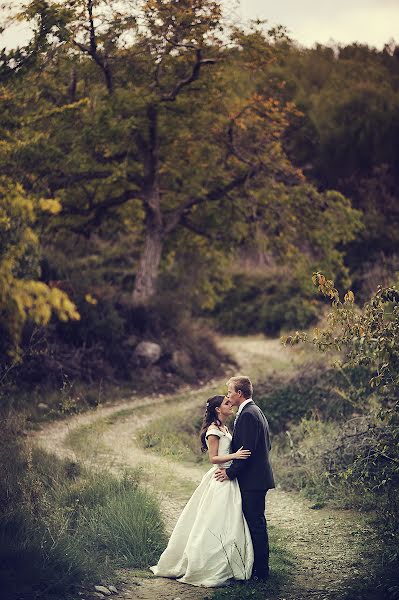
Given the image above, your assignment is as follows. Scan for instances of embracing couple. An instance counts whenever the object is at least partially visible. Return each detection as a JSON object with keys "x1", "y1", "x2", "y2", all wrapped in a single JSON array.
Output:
[{"x1": 150, "y1": 375, "x2": 275, "y2": 587}]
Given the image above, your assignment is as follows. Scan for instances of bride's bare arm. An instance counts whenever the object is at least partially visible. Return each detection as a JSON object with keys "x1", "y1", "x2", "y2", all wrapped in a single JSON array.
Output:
[{"x1": 206, "y1": 434, "x2": 251, "y2": 465}]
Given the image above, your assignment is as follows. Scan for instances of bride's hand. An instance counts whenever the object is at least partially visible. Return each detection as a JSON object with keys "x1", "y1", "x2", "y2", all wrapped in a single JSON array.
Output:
[{"x1": 234, "y1": 446, "x2": 251, "y2": 460}]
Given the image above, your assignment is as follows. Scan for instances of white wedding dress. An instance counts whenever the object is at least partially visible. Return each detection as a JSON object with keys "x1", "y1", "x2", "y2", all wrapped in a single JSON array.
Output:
[{"x1": 150, "y1": 427, "x2": 254, "y2": 587}]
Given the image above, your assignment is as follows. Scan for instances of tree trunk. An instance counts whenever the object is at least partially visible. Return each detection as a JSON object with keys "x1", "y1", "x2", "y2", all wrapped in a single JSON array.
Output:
[
  {"x1": 132, "y1": 103, "x2": 164, "y2": 307},
  {"x1": 132, "y1": 224, "x2": 163, "y2": 307}
]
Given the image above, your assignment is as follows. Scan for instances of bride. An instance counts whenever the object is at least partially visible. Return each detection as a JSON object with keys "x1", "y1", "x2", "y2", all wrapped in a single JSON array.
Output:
[{"x1": 150, "y1": 395, "x2": 254, "y2": 587}]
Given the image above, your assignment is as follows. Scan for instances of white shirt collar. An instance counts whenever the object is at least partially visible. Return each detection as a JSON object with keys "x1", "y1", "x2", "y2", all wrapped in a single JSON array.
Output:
[{"x1": 236, "y1": 398, "x2": 253, "y2": 417}]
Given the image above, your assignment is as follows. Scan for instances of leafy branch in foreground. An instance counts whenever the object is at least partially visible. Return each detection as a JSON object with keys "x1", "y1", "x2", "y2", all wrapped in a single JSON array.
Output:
[
  {"x1": 283, "y1": 272, "x2": 399, "y2": 534},
  {"x1": 283, "y1": 271, "x2": 399, "y2": 392}
]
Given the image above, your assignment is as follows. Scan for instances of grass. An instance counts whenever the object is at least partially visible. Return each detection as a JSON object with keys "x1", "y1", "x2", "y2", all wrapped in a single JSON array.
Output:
[
  {"x1": 0, "y1": 414, "x2": 167, "y2": 600},
  {"x1": 137, "y1": 405, "x2": 207, "y2": 463},
  {"x1": 65, "y1": 420, "x2": 109, "y2": 461},
  {"x1": 210, "y1": 523, "x2": 294, "y2": 600}
]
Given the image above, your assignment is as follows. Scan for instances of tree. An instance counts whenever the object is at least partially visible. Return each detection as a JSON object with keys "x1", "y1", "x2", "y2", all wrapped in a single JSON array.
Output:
[
  {"x1": 266, "y1": 41, "x2": 399, "y2": 298},
  {"x1": 1, "y1": 2, "x2": 360, "y2": 312}
]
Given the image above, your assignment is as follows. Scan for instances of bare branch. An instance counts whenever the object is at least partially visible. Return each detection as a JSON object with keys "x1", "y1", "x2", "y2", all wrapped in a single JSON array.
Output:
[
  {"x1": 161, "y1": 48, "x2": 217, "y2": 102},
  {"x1": 180, "y1": 215, "x2": 224, "y2": 241},
  {"x1": 72, "y1": 0, "x2": 114, "y2": 94},
  {"x1": 50, "y1": 169, "x2": 114, "y2": 187},
  {"x1": 164, "y1": 166, "x2": 260, "y2": 233},
  {"x1": 64, "y1": 188, "x2": 139, "y2": 218}
]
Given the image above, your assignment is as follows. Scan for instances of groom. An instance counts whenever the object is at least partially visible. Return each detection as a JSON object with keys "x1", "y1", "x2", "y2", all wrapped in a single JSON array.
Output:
[{"x1": 215, "y1": 375, "x2": 275, "y2": 580}]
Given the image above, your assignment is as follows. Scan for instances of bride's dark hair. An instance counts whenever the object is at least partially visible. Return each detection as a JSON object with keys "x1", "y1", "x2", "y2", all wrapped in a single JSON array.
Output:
[{"x1": 199, "y1": 395, "x2": 225, "y2": 453}]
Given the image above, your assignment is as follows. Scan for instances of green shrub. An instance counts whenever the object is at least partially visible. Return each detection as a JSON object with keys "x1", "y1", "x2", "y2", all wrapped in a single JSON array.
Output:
[
  {"x1": 271, "y1": 416, "x2": 342, "y2": 500},
  {"x1": 256, "y1": 364, "x2": 371, "y2": 433},
  {"x1": 210, "y1": 271, "x2": 319, "y2": 335}
]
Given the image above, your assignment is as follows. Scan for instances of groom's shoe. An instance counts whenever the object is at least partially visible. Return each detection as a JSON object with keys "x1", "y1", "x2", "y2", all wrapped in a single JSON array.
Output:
[
  {"x1": 252, "y1": 575, "x2": 269, "y2": 582},
  {"x1": 251, "y1": 569, "x2": 270, "y2": 583}
]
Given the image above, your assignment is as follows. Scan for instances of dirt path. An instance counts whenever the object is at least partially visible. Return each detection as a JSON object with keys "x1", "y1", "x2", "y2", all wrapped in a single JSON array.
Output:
[{"x1": 34, "y1": 335, "x2": 373, "y2": 600}]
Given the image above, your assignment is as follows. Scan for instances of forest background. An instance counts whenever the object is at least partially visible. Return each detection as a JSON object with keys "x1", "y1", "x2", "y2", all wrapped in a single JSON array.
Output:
[{"x1": 0, "y1": 1, "x2": 398, "y2": 600}]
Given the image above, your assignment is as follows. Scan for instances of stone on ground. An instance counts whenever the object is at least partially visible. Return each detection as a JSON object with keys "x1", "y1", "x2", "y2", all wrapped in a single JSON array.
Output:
[{"x1": 94, "y1": 585, "x2": 111, "y2": 596}]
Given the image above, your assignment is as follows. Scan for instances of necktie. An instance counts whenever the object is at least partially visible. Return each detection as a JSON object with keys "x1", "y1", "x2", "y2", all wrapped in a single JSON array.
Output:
[{"x1": 233, "y1": 410, "x2": 240, "y2": 430}]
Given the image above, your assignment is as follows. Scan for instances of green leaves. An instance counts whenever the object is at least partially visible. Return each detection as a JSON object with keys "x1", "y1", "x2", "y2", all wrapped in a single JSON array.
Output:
[
  {"x1": 284, "y1": 272, "x2": 399, "y2": 520},
  {"x1": 0, "y1": 5, "x2": 365, "y2": 338}
]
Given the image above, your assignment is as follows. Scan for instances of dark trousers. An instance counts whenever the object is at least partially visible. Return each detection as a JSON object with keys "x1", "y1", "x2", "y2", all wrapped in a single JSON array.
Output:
[{"x1": 241, "y1": 489, "x2": 269, "y2": 577}]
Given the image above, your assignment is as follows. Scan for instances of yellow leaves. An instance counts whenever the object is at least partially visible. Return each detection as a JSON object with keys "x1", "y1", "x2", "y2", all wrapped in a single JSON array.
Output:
[
  {"x1": 85, "y1": 294, "x2": 98, "y2": 305},
  {"x1": 11, "y1": 280, "x2": 80, "y2": 327},
  {"x1": 0, "y1": 178, "x2": 79, "y2": 355},
  {"x1": 0, "y1": 88, "x2": 13, "y2": 101},
  {"x1": 49, "y1": 288, "x2": 80, "y2": 322},
  {"x1": 344, "y1": 290, "x2": 355, "y2": 303},
  {"x1": 312, "y1": 272, "x2": 339, "y2": 302},
  {"x1": 312, "y1": 272, "x2": 325, "y2": 286},
  {"x1": 0, "y1": 178, "x2": 36, "y2": 225},
  {"x1": 0, "y1": 214, "x2": 11, "y2": 231},
  {"x1": 236, "y1": 119, "x2": 248, "y2": 131},
  {"x1": 251, "y1": 93, "x2": 266, "y2": 104},
  {"x1": 25, "y1": 99, "x2": 89, "y2": 125},
  {"x1": 39, "y1": 198, "x2": 62, "y2": 214},
  {"x1": 22, "y1": 228, "x2": 38, "y2": 245},
  {"x1": 0, "y1": 269, "x2": 81, "y2": 357}
]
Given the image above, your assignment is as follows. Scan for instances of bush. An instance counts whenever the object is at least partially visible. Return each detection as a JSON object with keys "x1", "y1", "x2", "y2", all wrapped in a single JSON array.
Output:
[
  {"x1": 272, "y1": 408, "x2": 399, "y2": 597},
  {"x1": 284, "y1": 274, "x2": 399, "y2": 521},
  {"x1": 0, "y1": 413, "x2": 166, "y2": 599},
  {"x1": 210, "y1": 271, "x2": 319, "y2": 335},
  {"x1": 256, "y1": 364, "x2": 371, "y2": 433}
]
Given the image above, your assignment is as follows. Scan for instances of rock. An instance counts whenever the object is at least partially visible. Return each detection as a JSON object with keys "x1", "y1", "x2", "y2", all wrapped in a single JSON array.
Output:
[
  {"x1": 37, "y1": 402, "x2": 49, "y2": 410},
  {"x1": 94, "y1": 585, "x2": 111, "y2": 596},
  {"x1": 133, "y1": 341, "x2": 162, "y2": 366},
  {"x1": 108, "y1": 585, "x2": 118, "y2": 594},
  {"x1": 92, "y1": 594, "x2": 105, "y2": 599}
]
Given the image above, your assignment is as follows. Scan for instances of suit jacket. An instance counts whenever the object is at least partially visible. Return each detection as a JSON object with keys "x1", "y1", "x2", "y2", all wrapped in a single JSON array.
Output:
[{"x1": 226, "y1": 400, "x2": 275, "y2": 491}]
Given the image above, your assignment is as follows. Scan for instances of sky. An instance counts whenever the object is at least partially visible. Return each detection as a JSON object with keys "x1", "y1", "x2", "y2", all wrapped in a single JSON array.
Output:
[
  {"x1": 0, "y1": 0, "x2": 397, "y2": 50},
  {"x1": 237, "y1": 0, "x2": 398, "y2": 48}
]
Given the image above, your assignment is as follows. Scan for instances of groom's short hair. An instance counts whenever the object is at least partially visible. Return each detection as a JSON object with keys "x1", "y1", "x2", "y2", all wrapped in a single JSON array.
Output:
[{"x1": 227, "y1": 376, "x2": 253, "y2": 399}]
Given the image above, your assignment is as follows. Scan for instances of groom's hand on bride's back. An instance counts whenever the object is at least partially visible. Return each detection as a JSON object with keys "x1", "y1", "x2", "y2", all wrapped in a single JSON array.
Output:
[{"x1": 215, "y1": 468, "x2": 229, "y2": 482}]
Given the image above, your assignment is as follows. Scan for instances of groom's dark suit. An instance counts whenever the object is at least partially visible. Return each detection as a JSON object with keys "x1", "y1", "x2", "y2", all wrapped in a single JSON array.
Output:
[{"x1": 226, "y1": 400, "x2": 275, "y2": 578}]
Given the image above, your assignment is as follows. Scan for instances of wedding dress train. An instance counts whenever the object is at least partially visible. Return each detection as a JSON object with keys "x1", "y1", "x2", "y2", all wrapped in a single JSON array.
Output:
[{"x1": 150, "y1": 428, "x2": 254, "y2": 587}]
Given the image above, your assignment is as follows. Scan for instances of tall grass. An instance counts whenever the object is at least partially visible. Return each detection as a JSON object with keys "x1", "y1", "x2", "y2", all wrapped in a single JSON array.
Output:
[
  {"x1": 211, "y1": 524, "x2": 294, "y2": 600},
  {"x1": 0, "y1": 413, "x2": 166, "y2": 599}
]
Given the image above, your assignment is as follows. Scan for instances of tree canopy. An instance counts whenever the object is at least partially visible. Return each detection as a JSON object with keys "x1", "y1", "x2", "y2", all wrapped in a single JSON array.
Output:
[{"x1": 0, "y1": 1, "x2": 377, "y2": 369}]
